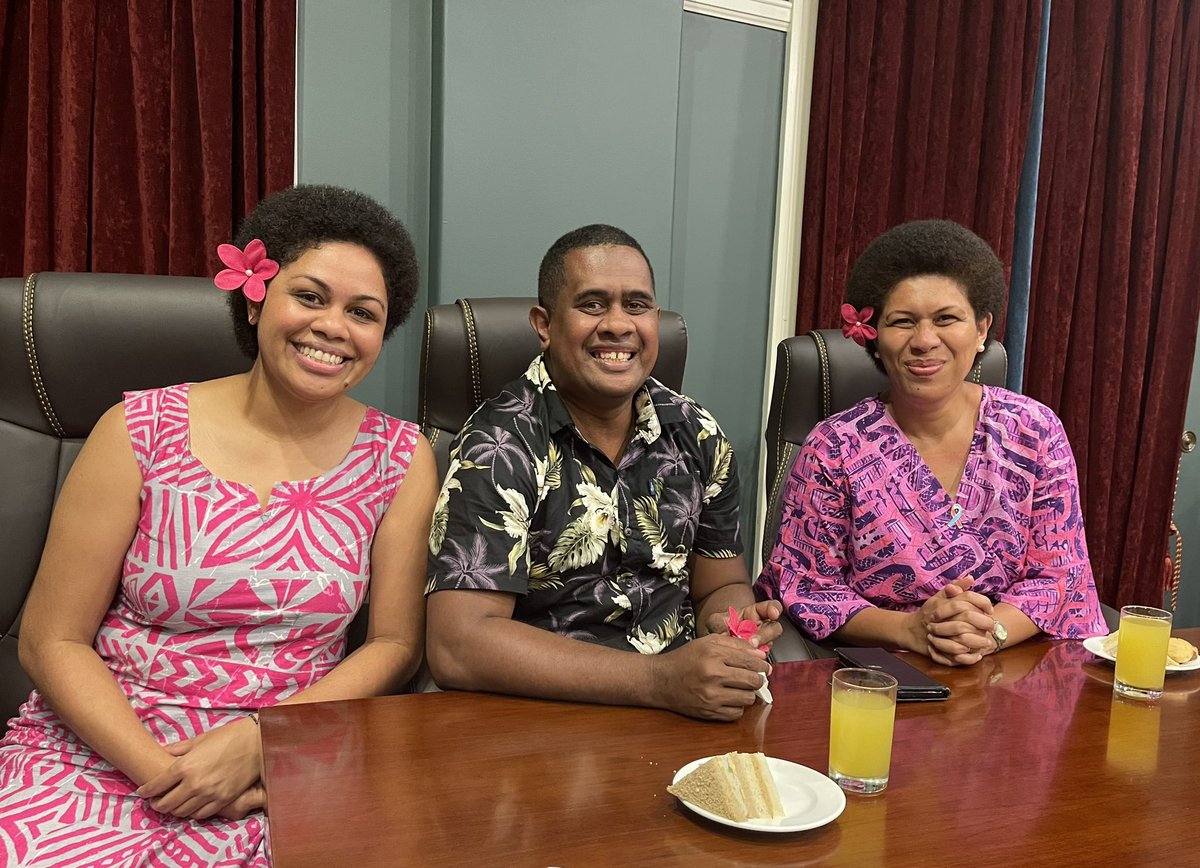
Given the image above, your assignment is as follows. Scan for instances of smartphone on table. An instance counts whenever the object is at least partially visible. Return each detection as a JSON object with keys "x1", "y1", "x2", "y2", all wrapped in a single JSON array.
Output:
[{"x1": 834, "y1": 647, "x2": 951, "y2": 702}]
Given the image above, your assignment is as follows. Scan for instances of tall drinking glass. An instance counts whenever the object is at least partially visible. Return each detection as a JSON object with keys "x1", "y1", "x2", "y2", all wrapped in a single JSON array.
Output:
[
  {"x1": 1113, "y1": 605, "x2": 1173, "y2": 701},
  {"x1": 828, "y1": 668, "x2": 898, "y2": 794}
]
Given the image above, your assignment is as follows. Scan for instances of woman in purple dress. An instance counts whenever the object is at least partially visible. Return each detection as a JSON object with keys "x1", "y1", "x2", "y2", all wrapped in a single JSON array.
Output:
[
  {"x1": 0, "y1": 185, "x2": 438, "y2": 865},
  {"x1": 756, "y1": 221, "x2": 1106, "y2": 666}
]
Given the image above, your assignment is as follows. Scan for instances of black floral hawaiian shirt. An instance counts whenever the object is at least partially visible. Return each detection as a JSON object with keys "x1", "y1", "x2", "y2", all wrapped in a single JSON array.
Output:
[{"x1": 426, "y1": 355, "x2": 743, "y2": 653}]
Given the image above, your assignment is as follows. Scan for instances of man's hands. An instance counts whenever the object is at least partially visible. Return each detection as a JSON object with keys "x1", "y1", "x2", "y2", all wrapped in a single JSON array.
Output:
[
  {"x1": 137, "y1": 716, "x2": 264, "y2": 820},
  {"x1": 704, "y1": 600, "x2": 783, "y2": 649},
  {"x1": 650, "y1": 600, "x2": 780, "y2": 720},
  {"x1": 906, "y1": 577, "x2": 996, "y2": 666},
  {"x1": 649, "y1": 634, "x2": 770, "y2": 721}
]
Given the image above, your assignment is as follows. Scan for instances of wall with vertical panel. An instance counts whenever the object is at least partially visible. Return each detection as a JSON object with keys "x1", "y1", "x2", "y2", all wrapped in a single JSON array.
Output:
[
  {"x1": 672, "y1": 13, "x2": 784, "y2": 558},
  {"x1": 295, "y1": 0, "x2": 432, "y2": 416},
  {"x1": 431, "y1": 0, "x2": 681, "y2": 305},
  {"x1": 294, "y1": 2, "x2": 783, "y2": 549}
]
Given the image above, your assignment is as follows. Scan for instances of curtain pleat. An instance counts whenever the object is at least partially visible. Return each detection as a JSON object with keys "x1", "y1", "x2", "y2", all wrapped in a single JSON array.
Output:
[
  {"x1": 796, "y1": 0, "x2": 1044, "y2": 338},
  {"x1": 0, "y1": 0, "x2": 295, "y2": 278},
  {"x1": 1026, "y1": 0, "x2": 1200, "y2": 607}
]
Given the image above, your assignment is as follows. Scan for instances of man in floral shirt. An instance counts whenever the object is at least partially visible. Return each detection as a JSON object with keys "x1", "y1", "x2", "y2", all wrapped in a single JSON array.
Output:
[{"x1": 425, "y1": 224, "x2": 781, "y2": 721}]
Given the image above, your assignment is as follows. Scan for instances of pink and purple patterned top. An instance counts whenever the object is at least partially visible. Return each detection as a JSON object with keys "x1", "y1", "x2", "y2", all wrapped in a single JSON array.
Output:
[{"x1": 755, "y1": 386, "x2": 1107, "y2": 640}]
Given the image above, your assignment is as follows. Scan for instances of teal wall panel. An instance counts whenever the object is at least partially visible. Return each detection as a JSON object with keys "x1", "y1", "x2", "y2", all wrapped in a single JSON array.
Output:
[
  {"x1": 432, "y1": 0, "x2": 682, "y2": 304},
  {"x1": 296, "y1": 0, "x2": 431, "y2": 419},
  {"x1": 671, "y1": 14, "x2": 784, "y2": 566}
]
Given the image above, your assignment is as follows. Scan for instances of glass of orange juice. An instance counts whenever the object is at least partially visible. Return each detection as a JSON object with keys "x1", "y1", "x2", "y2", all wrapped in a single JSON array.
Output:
[
  {"x1": 829, "y1": 668, "x2": 898, "y2": 794},
  {"x1": 1114, "y1": 605, "x2": 1173, "y2": 701}
]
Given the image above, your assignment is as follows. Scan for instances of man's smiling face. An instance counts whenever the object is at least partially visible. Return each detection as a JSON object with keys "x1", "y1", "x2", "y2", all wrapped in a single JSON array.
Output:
[{"x1": 532, "y1": 244, "x2": 660, "y2": 412}]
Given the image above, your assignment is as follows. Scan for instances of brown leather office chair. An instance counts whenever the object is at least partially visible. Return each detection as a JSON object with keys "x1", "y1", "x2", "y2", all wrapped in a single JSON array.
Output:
[
  {"x1": 0, "y1": 272, "x2": 251, "y2": 728},
  {"x1": 760, "y1": 329, "x2": 1009, "y2": 661},
  {"x1": 418, "y1": 297, "x2": 688, "y2": 478}
]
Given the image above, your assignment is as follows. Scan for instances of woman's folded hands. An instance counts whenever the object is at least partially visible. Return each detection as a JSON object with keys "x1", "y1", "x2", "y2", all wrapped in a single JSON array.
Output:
[
  {"x1": 136, "y1": 716, "x2": 263, "y2": 820},
  {"x1": 911, "y1": 576, "x2": 996, "y2": 665}
]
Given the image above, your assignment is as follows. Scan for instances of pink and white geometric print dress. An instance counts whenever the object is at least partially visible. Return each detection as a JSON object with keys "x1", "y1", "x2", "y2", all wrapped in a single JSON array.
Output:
[{"x1": 0, "y1": 384, "x2": 419, "y2": 867}]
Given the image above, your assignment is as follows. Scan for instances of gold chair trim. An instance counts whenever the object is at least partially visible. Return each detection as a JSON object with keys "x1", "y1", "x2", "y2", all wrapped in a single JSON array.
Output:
[
  {"x1": 20, "y1": 273, "x2": 65, "y2": 438},
  {"x1": 458, "y1": 298, "x2": 483, "y2": 409}
]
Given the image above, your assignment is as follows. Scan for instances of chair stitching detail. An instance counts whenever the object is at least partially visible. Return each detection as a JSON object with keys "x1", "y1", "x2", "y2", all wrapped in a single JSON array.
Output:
[
  {"x1": 812, "y1": 330, "x2": 831, "y2": 420},
  {"x1": 459, "y1": 299, "x2": 482, "y2": 408},
  {"x1": 420, "y1": 308, "x2": 433, "y2": 427},
  {"x1": 770, "y1": 340, "x2": 792, "y2": 513},
  {"x1": 21, "y1": 273, "x2": 65, "y2": 438}
]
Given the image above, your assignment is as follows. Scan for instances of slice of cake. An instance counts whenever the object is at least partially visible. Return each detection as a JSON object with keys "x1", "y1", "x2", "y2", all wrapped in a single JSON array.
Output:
[{"x1": 667, "y1": 752, "x2": 785, "y2": 822}]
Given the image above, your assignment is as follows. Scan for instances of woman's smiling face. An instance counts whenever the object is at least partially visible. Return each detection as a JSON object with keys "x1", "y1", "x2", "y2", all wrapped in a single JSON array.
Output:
[
  {"x1": 875, "y1": 275, "x2": 991, "y2": 403},
  {"x1": 248, "y1": 242, "x2": 388, "y2": 402}
]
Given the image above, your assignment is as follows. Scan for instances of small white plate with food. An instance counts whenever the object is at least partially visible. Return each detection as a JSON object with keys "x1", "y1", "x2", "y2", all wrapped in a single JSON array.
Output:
[
  {"x1": 668, "y1": 752, "x2": 846, "y2": 833},
  {"x1": 1083, "y1": 633, "x2": 1200, "y2": 673}
]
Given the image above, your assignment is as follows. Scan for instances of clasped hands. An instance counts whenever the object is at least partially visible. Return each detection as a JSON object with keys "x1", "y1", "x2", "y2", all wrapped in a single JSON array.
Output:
[
  {"x1": 911, "y1": 576, "x2": 998, "y2": 666},
  {"x1": 136, "y1": 715, "x2": 265, "y2": 821},
  {"x1": 653, "y1": 601, "x2": 782, "y2": 722}
]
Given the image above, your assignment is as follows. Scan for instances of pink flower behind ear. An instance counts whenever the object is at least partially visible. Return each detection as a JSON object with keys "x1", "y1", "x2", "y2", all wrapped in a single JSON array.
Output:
[
  {"x1": 727, "y1": 607, "x2": 768, "y2": 652},
  {"x1": 840, "y1": 303, "x2": 877, "y2": 346},
  {"x1": 215, "y1": 239, "x2": 280, "y2": 303}
]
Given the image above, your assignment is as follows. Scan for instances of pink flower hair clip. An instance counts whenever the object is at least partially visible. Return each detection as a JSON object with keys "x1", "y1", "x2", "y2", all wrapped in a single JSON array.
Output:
[
  {"x1": 840, "y1": 303, "x2": 877, "y2": 346},
  {"x1": 214, "y1": 239, "x2": 280, "y2": 303}
]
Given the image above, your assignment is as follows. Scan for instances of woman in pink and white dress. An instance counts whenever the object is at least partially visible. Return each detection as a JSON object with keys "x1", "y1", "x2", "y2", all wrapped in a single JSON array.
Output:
[{"x1": 0, "y1": 185, "x2": 437, "y2": 866}]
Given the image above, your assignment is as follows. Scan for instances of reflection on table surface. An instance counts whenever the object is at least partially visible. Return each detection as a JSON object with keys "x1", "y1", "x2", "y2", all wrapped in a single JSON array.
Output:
[{"x1": 261, "y1": 628, "x2": 1200, "y2": 867}]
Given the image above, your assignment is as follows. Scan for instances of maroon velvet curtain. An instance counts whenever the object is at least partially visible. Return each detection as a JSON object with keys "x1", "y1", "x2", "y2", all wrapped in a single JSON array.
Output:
[
  {"x1": 0, "y1": 0, "x2": 295, "y2": 278},
  {"x1": 797, "y1": 0, "x2": 1044, "y2": 336},
  {"x1": 1025, "y1": 0, "x2": 1200, "y2": 608}
]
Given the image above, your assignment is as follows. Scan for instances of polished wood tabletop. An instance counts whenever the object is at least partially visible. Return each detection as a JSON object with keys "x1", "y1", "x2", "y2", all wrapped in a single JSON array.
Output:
[{"x1": 261, "y1": 628, "x2": 1200, "y2": 867}]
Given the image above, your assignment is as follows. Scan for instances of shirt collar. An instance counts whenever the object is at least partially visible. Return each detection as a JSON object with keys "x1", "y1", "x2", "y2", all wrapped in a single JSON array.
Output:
[
  {"x1": 525, "y1": 353, "x2": 672, "y2": 444},
  {"x1": 631, "y1": 386, "x2": 661, "y2": 444}
]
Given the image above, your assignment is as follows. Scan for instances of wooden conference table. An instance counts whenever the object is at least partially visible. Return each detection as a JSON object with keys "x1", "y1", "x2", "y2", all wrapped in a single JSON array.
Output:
[{"x1": 261, "y1": 628, "x2": 1200, "y2": 867}]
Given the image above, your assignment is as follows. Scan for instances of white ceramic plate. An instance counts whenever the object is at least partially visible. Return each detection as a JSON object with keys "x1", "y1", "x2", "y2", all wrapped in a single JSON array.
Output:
[
  {"x1": 670, "y1": 755, "x2": 847, "y2": 833},
  {"x1": 1082, "y1": 636, "x2": 1200, "y2": 673}
]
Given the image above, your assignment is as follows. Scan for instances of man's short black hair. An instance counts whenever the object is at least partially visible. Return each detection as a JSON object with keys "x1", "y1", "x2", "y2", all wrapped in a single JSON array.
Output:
[
  {"x1": 537, "y1": 224, "x2": 654, "y2": 310},
  {"x1": 846, "y1": 220, "x2": 1006, "y2": 372},
  {"x1": 227, "y1": 184, "x2": 419, "y2": 359}
]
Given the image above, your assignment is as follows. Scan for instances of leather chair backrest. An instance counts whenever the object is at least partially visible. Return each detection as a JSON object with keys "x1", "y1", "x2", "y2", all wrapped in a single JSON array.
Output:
[
  {"x1": 418, "y1": 297, "x2": 688, "y2": 478},
  {"x1": 761, "y1": 329, "x2": 1008, "y2": 565},
  {"x1": 0, "y1": 273, "x2": 250, "y2": 727}
]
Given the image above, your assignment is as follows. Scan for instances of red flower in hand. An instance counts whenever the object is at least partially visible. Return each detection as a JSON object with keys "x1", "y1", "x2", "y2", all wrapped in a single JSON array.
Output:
[
  {"x1": 726, "y1": 607, "x2": 768, "y2": 653},
  {"x1": 840, "y1": 303, "x2": 877, "y2": 346},
  {"x1": 214, "y1": 239, "x2": 280, "y2": 303}
]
